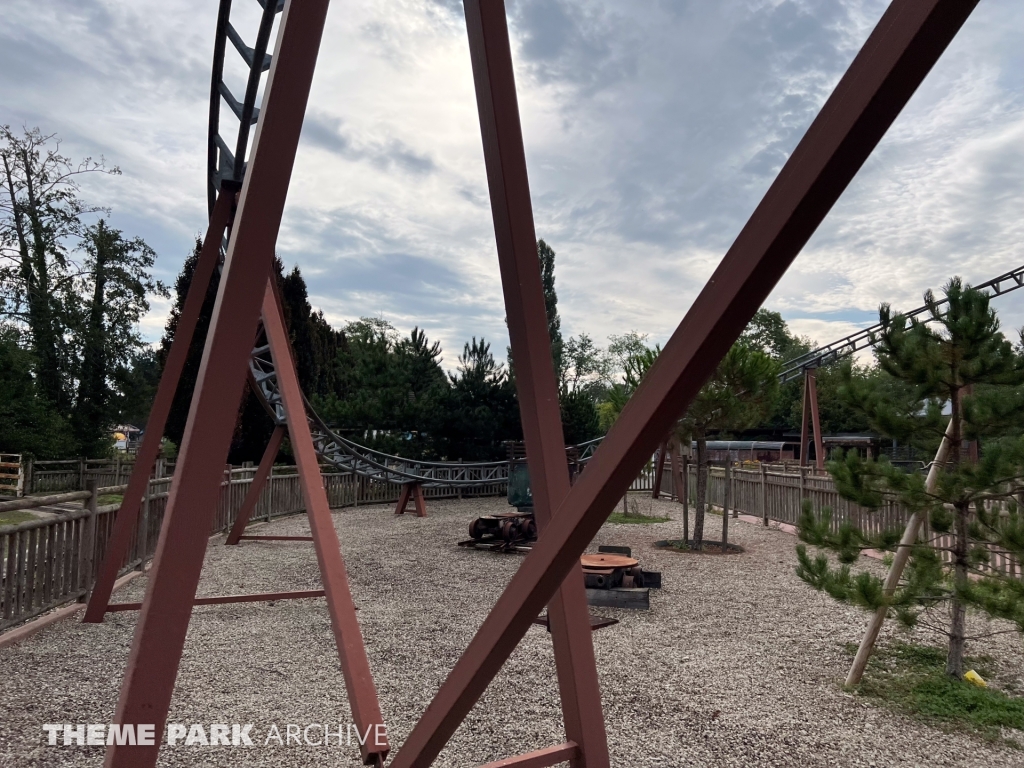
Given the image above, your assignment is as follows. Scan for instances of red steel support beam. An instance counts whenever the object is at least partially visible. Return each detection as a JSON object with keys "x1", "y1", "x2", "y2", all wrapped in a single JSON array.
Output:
[
  {"x1": 458, "y1": 2, "x2": 609, "y2": 766},
  {"x1": 104, "y1": 2, "x2": 331, "y2": 765},
  {"x1": 807, "y1": 368, "x2": 825, "y2": 470},
  {"x1": 799, "y1": 368, "x2": 825, "y2": 469},
  {"x1": 412, "y1": 482, "x2": 428, "y2": 517},
  {"x1": 225, "y1": 424, "x2": 286, "y2": 544},
  {"x1": 83, "y1": 190, "x2": 234, "y2": 623},
  {"x1": 106, "y1": 589, "x2": 326, "y2": 612},
  {"x1": 479, "y1": 742, "x2": 579, "y2": 768},
  {"x1": 799, "y1": 369, "x2": 811, "y2": 467},
  {"x1": 395, "y1": 482, "x2": 427, "y2": 517},
  {"x1": 391, "y1": 3, "x2": 978, "y2": 765},
  {"x1": 394, "y1": 483, "x2": 412, "y2": 515},
  {"x1": 262, "y1": 282, "x2": 389, "y2": 765}
]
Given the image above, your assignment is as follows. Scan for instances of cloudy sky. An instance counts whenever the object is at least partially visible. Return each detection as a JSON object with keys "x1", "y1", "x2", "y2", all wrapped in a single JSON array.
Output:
[{"x1": 3, "y1": 0, "x2": 1022, "y2": 369}]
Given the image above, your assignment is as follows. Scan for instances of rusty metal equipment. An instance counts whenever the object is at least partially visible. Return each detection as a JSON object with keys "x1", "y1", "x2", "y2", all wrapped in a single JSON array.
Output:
[
  {"x1": 581, "y1": 547, "x2": 661, "y2": 610},
  {"x1": 93, "y1": 0, "x2": 980, "y2": 766},
  {"x1": 462, "y1": 442, "x2": 583, "y2": 550}
]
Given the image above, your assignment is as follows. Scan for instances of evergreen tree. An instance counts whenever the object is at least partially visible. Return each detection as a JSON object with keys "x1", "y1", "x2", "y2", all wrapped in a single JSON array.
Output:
[
  {"x1": 0, "y1": 329, "x2": 75, "y2": 458},
  {"x1": 159, "y1": 247, "x2": 315, "y2": 463},
  {"x1": 537, "y1": 239, "x2": 564, "y2": 379},
  {"x1": 158, "y1": 236, "x2": 221, "y2": 455},
  {"x1": 279, "y1": 266, "x2": 342, "y2": 397},
  {"x1": 437, "y1": 338, "x2": 521, "y2": 460},
  {"x1": 72, "y1": 220, "x2": 164, "y2": 456},
  {"x1": 796, "y1": 279, "x2": 1024, "y2": 677}
]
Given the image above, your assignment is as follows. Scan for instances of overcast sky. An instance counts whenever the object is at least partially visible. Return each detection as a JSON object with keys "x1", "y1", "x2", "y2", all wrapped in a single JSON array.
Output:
[{"x1": 3, "y1": 0, "x2": 1022, "y2": 369}]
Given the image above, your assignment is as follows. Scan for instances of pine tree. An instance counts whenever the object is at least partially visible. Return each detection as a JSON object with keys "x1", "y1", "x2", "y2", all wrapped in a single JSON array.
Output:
[
  {"x1": 796, "y1": 279, "x2": 1024, "y2": 677},
  {"x1": 72, "y1": 220, "x2": 164, "y2": 456}
]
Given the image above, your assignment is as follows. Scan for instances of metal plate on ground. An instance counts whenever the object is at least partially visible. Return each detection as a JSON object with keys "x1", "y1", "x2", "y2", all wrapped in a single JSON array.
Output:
[{"x1": 580, "y1": 553, "x2": 638, "y2": 570}]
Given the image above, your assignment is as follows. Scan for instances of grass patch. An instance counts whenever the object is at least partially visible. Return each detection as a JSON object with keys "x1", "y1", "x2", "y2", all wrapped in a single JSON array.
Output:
[
  {"x1": 98, "y1": 493, "x2": 124, "y2": 506},
  {"x1": 606, "y1": 512, "x2": 671, "y2": 525},
  {"x1": 0, "y1": 510, "x2": 39, "y2": 527},
  {"x1": 849, "y1": 641, "x2": 1024, "y2": 746}
]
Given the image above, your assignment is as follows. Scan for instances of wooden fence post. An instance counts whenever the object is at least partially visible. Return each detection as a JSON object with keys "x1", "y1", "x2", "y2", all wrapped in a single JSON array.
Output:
[
  {"x1": 78, "y1": 457, "x2": 86, "y2": 491},
  {"x1": 682, "y1": 456, "x2": 689, "y2": 541},
  {"x1": 722, "y1": 462, "x2": 730, "y2": 548},
  {"x1": 266, "y1": 468, "x2": 274, "y2": 522},
  {"x1": 23, "y1": 456, "x2": 33, "y2": 496},
  {"x1": 79, "y1": 479, "x2": 99, "y2": 599},
  {"x1": 760, "y1": 463, "x2": 768, "y2": 526},
  {"x1": 138, "y1": 479, "x2": 151, "y2": 569}
]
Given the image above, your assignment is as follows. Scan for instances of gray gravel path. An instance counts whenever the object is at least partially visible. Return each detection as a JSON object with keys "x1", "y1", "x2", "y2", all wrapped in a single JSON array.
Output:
[{"x1": 1, "y1": 496, "x2": 1021, "y2": 767}]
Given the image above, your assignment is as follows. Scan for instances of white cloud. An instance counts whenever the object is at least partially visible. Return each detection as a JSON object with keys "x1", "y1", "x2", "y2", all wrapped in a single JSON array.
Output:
[{"x1": 2, "y1": 0, "x2": 1022, "y2": 365}]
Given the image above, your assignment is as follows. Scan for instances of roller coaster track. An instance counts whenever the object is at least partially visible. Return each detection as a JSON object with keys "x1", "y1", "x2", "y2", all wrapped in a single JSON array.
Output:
[
  {"x1": 206, "y1": 0, "x2": 504, "y2": 488},
  {"x1": 208, "y1": 0, "x2": 1021, "y2": 480},
  {"x1": 777, "y1": 263, "x2": 1024, "y2": 384}
]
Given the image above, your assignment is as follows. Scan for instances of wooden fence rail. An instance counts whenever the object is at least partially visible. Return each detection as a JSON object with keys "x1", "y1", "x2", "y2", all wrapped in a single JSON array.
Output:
[
  {"x1": 1, "y1": 467, "x2": 506, "y2": 632},
  {"x1": 655, "y1": 463, "x2": 1021, "y2": 580}
]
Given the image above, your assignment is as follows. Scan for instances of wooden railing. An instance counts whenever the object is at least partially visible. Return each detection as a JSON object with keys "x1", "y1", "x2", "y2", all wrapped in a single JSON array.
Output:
[
  {"x1": 655, "y1": 463, "x2": 1022, "y2": 579},
  {"x1": 1, "y1": 467, "x2": 506, "y2": 632},
  {"x1": 22, "y1": 457, "x2": 176, "y2": 495}
]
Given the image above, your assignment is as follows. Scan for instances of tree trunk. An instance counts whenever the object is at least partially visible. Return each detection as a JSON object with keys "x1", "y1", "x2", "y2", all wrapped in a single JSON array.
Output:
[
  {"x1": 73, "y1": 222, "x2": 110, "y2": 455},
  {"x1": 944, "y1": 389, "x2": 967, "y2": 678},
  {"x1": 946, "y1": 501, "x2": 969, "y2": 678},
  {"x1": 692, "y1": 436, "x2": 707, "y2": 550}
]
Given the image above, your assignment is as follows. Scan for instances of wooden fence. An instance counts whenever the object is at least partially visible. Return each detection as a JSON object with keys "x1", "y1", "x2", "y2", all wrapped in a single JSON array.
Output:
[
  {"x1": 655, "y1": 463, "x2": 1022, "y2": 579},
  {"x1": 0, "y1": 454, "x2": 23, "y2": 496},
  {"x1": 22, "y1": 457, "x2": 177, "y2": 495},
  {"x1": 0, "y1": 466, "x2": 506, "y2": 632}
]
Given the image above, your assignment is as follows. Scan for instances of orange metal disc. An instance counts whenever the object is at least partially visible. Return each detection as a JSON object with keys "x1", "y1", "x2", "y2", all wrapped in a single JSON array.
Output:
[{"x1": 580, "y1": 553, "x2": 638, "y2": 570}]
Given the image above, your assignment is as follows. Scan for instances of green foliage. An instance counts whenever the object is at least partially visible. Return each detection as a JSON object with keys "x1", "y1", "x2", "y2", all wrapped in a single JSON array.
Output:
[
  {"x1": 71, "y1": 219, "x2": 165, "y2": 457},
  {"x1": 435, "y1": 337, "x2": 520, "y2": 460},
  {"x1": 0, "y1": 128, "x2": 165, "y2": 457},
  {"x1": 0, "y1": 126, "x2": 119, "y2": 413},
  {"x1": 676, "y1": 341, "x2": 780, "y2": 442},
  {"x1": 800, "y1": 278, "x2": 1024, "y2": 677},
  {"x1": 852, "y1": 642, "x2": 1024, "y2": 745},
  {"x1": 0, "y1": 330, "x2": 75, "y2": 457},
  {"x1": 537, "y1": 239, "x2": 563, "y2": 378}
]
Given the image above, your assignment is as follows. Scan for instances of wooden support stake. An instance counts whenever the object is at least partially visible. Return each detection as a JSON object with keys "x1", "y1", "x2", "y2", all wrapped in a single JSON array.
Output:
[
  {"x1": 846, "y1": 414, "x2": 957, "y2": 686},
  {"x1": 79, "y1": 480, "x2": 99, "y2": 598},
  {"x1": 760, "y1": 463, "x2": 768, "y2": 527},
  {"x1": 412, "y1": 483, "x2": 428, "y2": 517},
  {"x1": 722, "y1": 462, "x2": 730, "y2": 548},
  {"x1": 682, "y1": 455, "x2": 689, "y2": 540}
]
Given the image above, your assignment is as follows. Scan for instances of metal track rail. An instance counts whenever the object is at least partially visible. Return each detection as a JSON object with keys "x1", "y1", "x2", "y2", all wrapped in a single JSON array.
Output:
[{"x1": 778, "y1": 263, "x2": 1024, "y2": 383}]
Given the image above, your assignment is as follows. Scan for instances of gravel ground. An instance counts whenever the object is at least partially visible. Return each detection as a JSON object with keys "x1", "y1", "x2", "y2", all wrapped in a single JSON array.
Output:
[{"x1": 1, "y1": 495, "x2": 1022, "y2": 767}]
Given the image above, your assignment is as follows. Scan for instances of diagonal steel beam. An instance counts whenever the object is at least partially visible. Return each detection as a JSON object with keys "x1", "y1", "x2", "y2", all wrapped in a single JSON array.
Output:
[
  {"x1": 459, "y1": 1, "x2": 608, "y2": 765},
  {"x1": 262, "y1": 281, "x2": 389, "y2": 765},
  {"x1": 104, "y1": 1, "x2": 331, "y2": 765},
  {"x1": 224, "y1": 423, "x2": 286, "y2": 545},
  {"x1": 391, "y1": 1, "x2": 979, "y2": 765},
  {"x1": 84, "y1": 189, "x2": 234, "y2": 623}
]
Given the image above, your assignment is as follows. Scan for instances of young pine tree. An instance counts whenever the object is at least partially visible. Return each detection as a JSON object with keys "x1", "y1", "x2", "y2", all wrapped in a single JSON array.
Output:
[{"x1": 796, "y1": 279, "x2": 1024, "y2": 678}]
